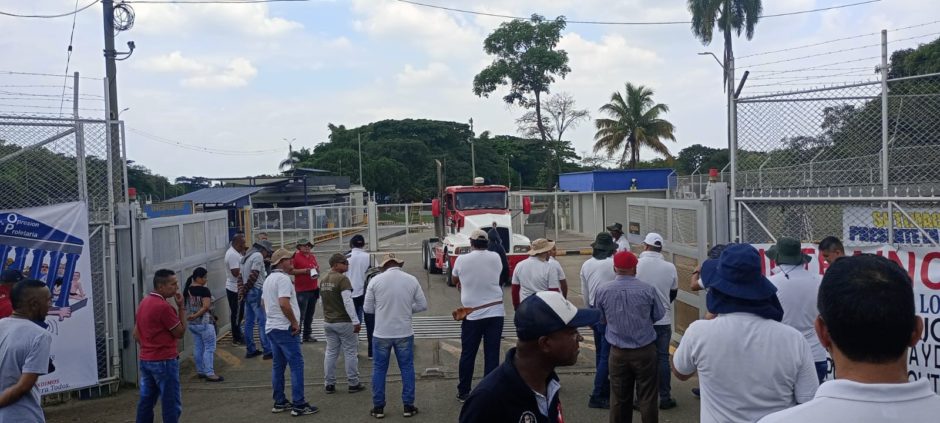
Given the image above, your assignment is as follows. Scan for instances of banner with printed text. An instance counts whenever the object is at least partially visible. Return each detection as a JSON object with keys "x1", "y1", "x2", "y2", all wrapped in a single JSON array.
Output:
[
  {"x1": 752, "y1": 206, "x2": 940, "y2": 392},
  {"x1": 1, "y1": 202, "x2": 99, "y2": 394}
]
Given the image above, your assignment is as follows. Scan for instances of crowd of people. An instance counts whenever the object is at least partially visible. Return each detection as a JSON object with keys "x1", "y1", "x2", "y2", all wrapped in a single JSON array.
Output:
[{"x1": 3, "y1": 221, "x2": 939, "y2": 422}]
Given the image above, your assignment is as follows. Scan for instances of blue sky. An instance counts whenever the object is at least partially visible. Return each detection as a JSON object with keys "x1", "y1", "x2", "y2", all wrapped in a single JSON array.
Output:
[{"x1": 1, "y1": 0, "x2": 937, "y2": 179}]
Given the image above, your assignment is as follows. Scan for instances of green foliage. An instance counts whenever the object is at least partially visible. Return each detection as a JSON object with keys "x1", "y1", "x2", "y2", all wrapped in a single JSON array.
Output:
[
  {"x1": 593, "y1": 83, "x2": 677, "y2": 168},
  {"x1": 889, "y1": 37, "x2": 940, "y2": 79},
  {"x1": 675, "y1": 144, "x2": 729, "y2": 175},
  {"x1": 688, "y1": 0, "x2": 763, "y2": 86},
  {"x1": 128, "y1": 164, "x2": 186, "y2": 201}
]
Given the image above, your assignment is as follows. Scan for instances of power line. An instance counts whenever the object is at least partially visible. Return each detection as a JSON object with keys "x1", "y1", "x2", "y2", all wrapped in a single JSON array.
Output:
[
  {"x1": 59, "y1": 0, "x2": 82, "y2": 116},
  {"x1": 124, "y1": 0, "x2": 309, "y2": 3},
  {"x1": 395, "y1": 0, "x2": 880, "y2": 26},
  {"x1": 128, "y1": 127, "x2": 284, "y2": 156},
  {"x1": 744, "y1": 31, "x2": 940, "y2": 68},
  {"x1": 738, "y1": 33, "x2": 877, "y2": 59},
  {"x1": 0, "y1": 0, "x2": 98, "y2": 19},
  {"x1": 0, "y1": 70, "x2": 101, "y2": 79}
]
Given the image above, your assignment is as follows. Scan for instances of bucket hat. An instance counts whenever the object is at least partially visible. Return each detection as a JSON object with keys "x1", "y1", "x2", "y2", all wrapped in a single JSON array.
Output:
[{"x1": 701, "y1": 243, "x2": 777, "y2": 300}]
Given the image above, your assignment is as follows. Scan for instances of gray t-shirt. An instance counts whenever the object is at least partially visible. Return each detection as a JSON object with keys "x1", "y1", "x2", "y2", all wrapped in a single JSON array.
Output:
[
  {"x1": 0, "y1": 317, "x2": 53, "y2": 423},
  {"x1": 241, "y1": 251, "x2": 268, "y2": 290}
]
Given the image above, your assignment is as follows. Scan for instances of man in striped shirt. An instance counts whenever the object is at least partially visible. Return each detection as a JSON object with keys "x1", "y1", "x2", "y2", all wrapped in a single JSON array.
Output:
[{"x1": 594, "y1": 251, "x2": 664, "y2": 423}]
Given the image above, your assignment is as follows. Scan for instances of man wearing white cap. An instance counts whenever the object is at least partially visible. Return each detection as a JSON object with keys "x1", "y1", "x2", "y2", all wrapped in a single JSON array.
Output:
[
  {"x1": 364, "y1": 253, "x2": 428, "y2": 419},
  {"x1": 510, "y1": 238, "x2": 561, "y2": 309},
  {"x1": 635, "y1": 232, "x2": 679, "y2": 410},
  {"x1": 452, "y1": 230, "x2": 505, "y2": 402}
]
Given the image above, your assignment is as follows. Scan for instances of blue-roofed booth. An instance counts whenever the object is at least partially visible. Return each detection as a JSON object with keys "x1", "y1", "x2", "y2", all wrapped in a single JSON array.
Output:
[
  {"x1": 559, "y1": 168, "x2": 673, "y2": 192},
  {"x1": 167, "y1": 186, "x2": 264, "y2": 238}
]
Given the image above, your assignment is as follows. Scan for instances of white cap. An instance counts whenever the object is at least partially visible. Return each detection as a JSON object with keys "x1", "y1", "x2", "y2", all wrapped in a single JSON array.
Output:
[
  {"x1": 643, "y1": 233, "x2": 664, "y2": 246},
  {"x1": 470, "y1": 229, "x2": 488, "y2": 241}
]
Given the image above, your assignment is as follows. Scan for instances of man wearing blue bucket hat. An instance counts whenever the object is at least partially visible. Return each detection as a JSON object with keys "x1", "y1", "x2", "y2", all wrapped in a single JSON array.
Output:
[{"x1": 672, "y1": 243, "x2": 819, "y2": 423}]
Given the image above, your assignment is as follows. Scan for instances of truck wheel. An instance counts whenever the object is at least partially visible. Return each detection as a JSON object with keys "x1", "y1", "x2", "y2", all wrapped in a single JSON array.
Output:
[
  {"x1": 422, "y1": 240, "x2": 429, "y2": 270},
  {"x1": 444, "y1": 251, "x2": 455, "y2": 287},
  {"x1": 427, "y1": 244, "x2": 442, "y2": 274}
]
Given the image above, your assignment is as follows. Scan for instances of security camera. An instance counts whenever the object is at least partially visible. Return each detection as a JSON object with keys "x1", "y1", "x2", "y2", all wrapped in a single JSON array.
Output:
[{"x1": 127, "y1": 41, "x2": 136, "y2": 51}]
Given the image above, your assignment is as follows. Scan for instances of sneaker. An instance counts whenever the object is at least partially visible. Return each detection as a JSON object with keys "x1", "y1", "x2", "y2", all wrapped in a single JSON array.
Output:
[
  {"x1": 205, "y1": 375, "x2": 225, "y2": 383},
  {"x1": 272, "y1": 401, "x2": 291, "y2": 413},
  {"x1": 370, "y1": 407, "x2": 385, "y2": 419},
  {"x1": 588, "y1": 397, "x2": 610, "y2": 409},
  {"x1": 196, "y1": 373, "x2": 207, "y2": 379},
  {"x1": 403, "y1": 405, "x2": 419, "y2": 417},
  {"x1": 659, "y1": 398, "x2": 677, "y2": 410},
  {"x1": 691, "y1": 388, "x2": 701, "y2": 399},
  {"x1": 303, "y1": 337, "x2": 317, "y2": 343},
  {"x1": 325, "y1": 384, "x2": 336, "y2": 394},
  {"x1": 291, "y1": 404, "x2": 319, "y2": 417},
  {"x1": 348, "y1": 384, "x2": 366, "y2": 394},
  {"x1": 262, "y1": 353, "x2": 274, "y2": 360},
  {"x1": 245, "y1": 351, "x2": 262, "y2": 359},
  {"x1": 455, "y1": 392, "x2": 468, "y2": 402}
]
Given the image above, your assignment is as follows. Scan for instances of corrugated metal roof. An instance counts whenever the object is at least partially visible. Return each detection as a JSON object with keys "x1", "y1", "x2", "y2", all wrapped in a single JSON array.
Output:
[{"x1": 167, "y1": 187, "x2": 264, "y2": 205}]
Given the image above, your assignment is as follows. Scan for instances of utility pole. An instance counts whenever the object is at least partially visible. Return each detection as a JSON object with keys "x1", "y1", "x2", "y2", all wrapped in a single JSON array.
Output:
[
  {"x1": 358, "y1": 132, "x2": 363, "y2": 186},
  {"x1": 468, "y1": 118, "x2": 476, "y2": 179}
]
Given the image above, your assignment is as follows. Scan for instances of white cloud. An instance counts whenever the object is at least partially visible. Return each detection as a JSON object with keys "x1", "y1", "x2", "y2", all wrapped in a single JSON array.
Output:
[
  {"x1": 136, "y1": 51, "x2": 211, "y2": 74},
  {"x1": 351, "y1": 0, "x2": 484, "y2": 59},
  {"x1": 396, "y1": 62, "x2": 452, "y2": 86},
  {"x1": 131, "y1": 3, "x2": 302, "y2": 37},
  {"x1": 182, "y1": 58, "x2": 257, "y2": 89}
]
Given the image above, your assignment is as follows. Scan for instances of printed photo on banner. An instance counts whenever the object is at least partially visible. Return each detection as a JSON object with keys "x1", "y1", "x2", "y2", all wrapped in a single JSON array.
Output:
[{"x1": 0, "y1": 202, "x2": 99, "y2": 394}]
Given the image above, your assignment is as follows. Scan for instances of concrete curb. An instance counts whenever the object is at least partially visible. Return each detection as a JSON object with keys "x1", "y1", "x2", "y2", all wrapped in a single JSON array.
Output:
[{"x1": 561, "y1": 249, "x2": 592, "y2": 256}]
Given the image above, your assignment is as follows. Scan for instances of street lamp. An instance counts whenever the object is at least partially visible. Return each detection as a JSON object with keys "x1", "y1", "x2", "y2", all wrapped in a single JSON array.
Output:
[{"x1": 698, "y1": 51, "x2": 722, "y2": 68}]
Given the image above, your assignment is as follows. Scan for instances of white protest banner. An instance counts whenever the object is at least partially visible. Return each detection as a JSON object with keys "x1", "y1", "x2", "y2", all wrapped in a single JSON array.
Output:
[
  {"x1": 752, "y1": 242, "x2": 940, "y2": 392},
  {"x1": 1, "y1": 202, "x2": 99, "y2": 394}
]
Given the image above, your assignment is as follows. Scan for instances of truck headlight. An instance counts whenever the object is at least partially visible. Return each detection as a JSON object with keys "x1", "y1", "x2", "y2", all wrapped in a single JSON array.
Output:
[
  {"x1": 454, "y1": 246, "x2": 471, "y2": 255},
  {"x1": 513, "y1": 245, "x2": 530, "y2": 254}
]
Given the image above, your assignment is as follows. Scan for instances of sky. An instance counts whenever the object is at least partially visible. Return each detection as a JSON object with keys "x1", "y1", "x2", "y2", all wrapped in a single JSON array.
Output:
[{"x1": 0, "y1": 0, "x2": 938, "y2": 180}]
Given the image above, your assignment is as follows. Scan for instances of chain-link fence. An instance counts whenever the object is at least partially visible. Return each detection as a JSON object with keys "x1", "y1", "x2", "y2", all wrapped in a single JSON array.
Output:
[
  {"x1": 0, "y1": 114, "x2": 126, "y2": 395},
  {"x1": 735, "y1": 72, "x2": 940, "y2": 196}
]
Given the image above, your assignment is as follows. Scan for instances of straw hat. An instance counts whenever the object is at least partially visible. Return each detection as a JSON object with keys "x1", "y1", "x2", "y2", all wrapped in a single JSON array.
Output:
[
  {"x1": 379, "y1": 252, "x2": 405, "y2": 267},
  {"x1": 270, "y1": 248, "x2": 293, "y2": 266},
  {"x1": 528, "y1": 238, "x2": 556, "y2": 256}
]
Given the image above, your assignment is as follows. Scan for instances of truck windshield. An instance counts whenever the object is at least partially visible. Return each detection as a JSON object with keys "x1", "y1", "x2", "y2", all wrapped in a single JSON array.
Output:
[{"x1": 455, "y1": 191, "x2": 507, "y2": 210}]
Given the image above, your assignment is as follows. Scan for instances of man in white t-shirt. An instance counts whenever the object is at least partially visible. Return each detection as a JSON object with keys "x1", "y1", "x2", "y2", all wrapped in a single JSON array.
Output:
[
  {"x1": 767, "y1": 237, "x2": 827, "y2": 383},
  {"x1": 607, "y1": 222, "x2": 630, "y2": 252},
  {"x1": 760, "y1": 254, "x2": 940, "y2": 422},
  {"x1": 635, "y1": 232, "x2": 679, "y2": 410},
  {"x1": 547, "y1": 243, "x2": 568, "y2": 298},
  {"x1": 673, "y1": 244, "x2": 818, "y2": 423},
  {"x1": 224, "y1": 234, "x2": 246, "y2": 345},
  {"x1": 580, "y1": 232, "x2": 617, "y2": 409},
  {"x1": 346, "y1": 235, "x2": 374, "y2": 358},
  {"x1": 263, "y1": 249, "x2": 318, "y2": 416},
  {"x1": 364, "y1": 253, "x2": 428, "y2": 418},
  {"x1": 452, "y1": 230, "x2": 506, "y2": 402},
  {"x1": 511, "y1": 238, "x2": 560, "y2": 309}
]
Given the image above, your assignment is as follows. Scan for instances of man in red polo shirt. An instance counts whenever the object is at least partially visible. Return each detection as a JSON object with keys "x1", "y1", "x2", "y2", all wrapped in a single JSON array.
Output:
[
  {"x1": 133, "y1": 269, "x2": 187, "y2": 423},
  {"x1": 0, "y1": 269, "x2": 25, "y2": 319},
  {"x1": 290, "y1": 239, "x2": 320, "y2": 343}
]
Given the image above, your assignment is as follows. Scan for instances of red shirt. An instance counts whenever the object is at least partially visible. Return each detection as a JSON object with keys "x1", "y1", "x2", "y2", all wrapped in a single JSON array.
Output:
[
  {"x1": 0, "y1": 284, "x2": 11, "y2": 319},
  {"x1": 135, "y1": 292, "x2": 181, "y2": 361},
  {"x1": 292, "y1": 251, "x2": 319, "y2": 292}
]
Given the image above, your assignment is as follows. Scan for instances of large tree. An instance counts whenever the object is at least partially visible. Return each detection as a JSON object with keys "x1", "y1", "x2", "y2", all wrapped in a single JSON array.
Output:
[
  {"x1": 473, "y1": 14, "x2": 570, "y2": 144},
  {"x1": 516, "y1": 92, "x2": 589, "y2": 187},
  {"x1": 593, "y1": 83, "x2": 677, "y2": 168},
  {"x1": 687, "y1": 0, "x2": 762, "y2": 88}
]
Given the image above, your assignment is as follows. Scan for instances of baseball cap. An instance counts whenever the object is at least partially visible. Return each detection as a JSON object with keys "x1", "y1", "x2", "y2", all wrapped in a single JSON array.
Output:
[
  {"x1": 515, "y1": 291, "x2": 601, "y2": 341},
  {"x1": 1, "y1": 269, "x2": 24, "y2": 284},
  {"x1": 643, "y1": 233, "x2": 663, "y2": 247},
  {"x1": 329, "y1": 253, "x2": 348, "y2": 266},
  {"x1": 470, "y1": 229, "x2": 488, "y2": 241},
  {"x1": 613, "y1": 251, "x2": 638, "y2": 269}
]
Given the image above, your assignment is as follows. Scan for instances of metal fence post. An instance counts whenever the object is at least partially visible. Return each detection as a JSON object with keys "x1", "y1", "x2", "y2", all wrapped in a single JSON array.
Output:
[
  {"x1": 368, "y1": 200, "x2": 378, "y2": 251},
  {"x1": 881, "y1": 29, "x2": 890, "y2": 192},
  {"x1": 553, "y1": 192, "x2": 559, "y2": 241}
]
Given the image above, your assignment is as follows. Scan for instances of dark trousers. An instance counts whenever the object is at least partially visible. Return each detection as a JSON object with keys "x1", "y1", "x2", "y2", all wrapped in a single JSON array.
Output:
[
  {"x1": 297, "y1": 289, "x2": 320, "y2": 340},
  {"x1": 226, "y1": 289, "x2": 244, "y2": 343},
  {"x1": 353, "y1": 295, "x2": 375, "y2": 356},
  {"x1": 457, "y1": 316, "x2": 504, "y2": 395},
  {"x1": 591, "y1": 322, "x2": 611, "y2": 402},
  {"x1": 654, "y1": 324, "x2": 672, "y2": 401},
  {"x1": 610, "y1": 343, "x2": 658, "y2": 423}
]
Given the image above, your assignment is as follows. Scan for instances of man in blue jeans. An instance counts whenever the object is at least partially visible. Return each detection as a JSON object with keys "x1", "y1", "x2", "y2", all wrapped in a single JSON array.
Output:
[
  {"x1": 636, "y1": 233, "x2": 679, "y2": 410},
  {"x1": 579, "y1": 232, "x2": 617, "y2": 409},
  {"x1": 263, "y1": 248, "x2": 318, "y2": 416},
  {"x1": 364, "y1": 253, "x2": 428, "y2": 419},
  {"x1": 133, "y1": 269, "x2": 186, "y2": 423},
  {"x1": 241, "y1": 240, "x2": 273, "y2": 359}
]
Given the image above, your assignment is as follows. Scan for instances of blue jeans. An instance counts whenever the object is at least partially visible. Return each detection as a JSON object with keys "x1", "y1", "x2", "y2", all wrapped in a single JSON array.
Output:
[
  {"x1": 372, "y1": 336, "x2": 416, "y2": 408},
  {"x1": 815, "y1": 360, "x2": 828, "y2": 384},
  {"x1": 458, "y1": 317, "x2": 503, "y2": 395},
  {"x1": 136, "y1": 358, "x2": 181, "y2": 423},
  {"x1": 654, "y1": 324, "x2": 673, "y2": 401},
  {"x1": 269, "y1": 328, "x2": 307, "y2": 406},
  {"x1": 244, "y1": 288, "x2": 270, "y2": 355},
  {"x1": 188, "y1": 323, "x2": 217, "y2": 376},
  {"x1": 591, "y1": 322, "x2": 610, "y2": 402}
]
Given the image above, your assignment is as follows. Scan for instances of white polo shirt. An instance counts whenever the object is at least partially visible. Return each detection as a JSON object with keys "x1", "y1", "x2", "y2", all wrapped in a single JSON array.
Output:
[
  {"x1": 224, "y1": 246, "x2": 242, "y2": 292},
  {"x1": 452, "y1": 249, "x2": 505, "y2": 320},
  {"x1": 262, "y1": 270, "x2": 300, "y2": 333},
  {"x1": 548, "y1": 257, "x2": 566, "y2": 281},
  {"x1": 363, "y1": 267, "x2": 428, "y2": 339},
  {"x1": 579, "y1": 257, "x2": 615, "y2": 307},
  {"x1": 758, "y1": 379, "x2": 940, "y2": 423},
  {"x1": 636, "y1": 251, "x2": 678, "y2": 326},
  {"x1": 768, "y1": 265, "x2": 826, "y2": 362},
  {"x1": 512, "y1": 256, "x2": 560, "y2": 303},
  {"x1": 347, "y1": 248, "x2": 371, "y2": 298},
  {"x1": 615, "y1": 236, "x2": 630, "y2": 252},
  {"x1": 673, "y1": 312, "x2": 819, "y2": 423}
]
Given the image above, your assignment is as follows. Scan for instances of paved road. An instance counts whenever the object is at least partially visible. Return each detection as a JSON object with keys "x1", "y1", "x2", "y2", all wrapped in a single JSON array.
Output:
[{"x1": 44, "y1": 252, "x2": 703, "y2": 422}]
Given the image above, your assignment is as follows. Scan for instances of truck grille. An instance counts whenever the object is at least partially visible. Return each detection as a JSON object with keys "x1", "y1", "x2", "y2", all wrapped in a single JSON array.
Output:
[{"x1": 496, "y1": 227, "x2": 510, "y2": 250}]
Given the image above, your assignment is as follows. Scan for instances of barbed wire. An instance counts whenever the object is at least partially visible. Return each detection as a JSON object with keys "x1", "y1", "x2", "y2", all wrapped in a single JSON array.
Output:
[{"x1": 128, "y1": 127, "x2": 284, "y2": 156}]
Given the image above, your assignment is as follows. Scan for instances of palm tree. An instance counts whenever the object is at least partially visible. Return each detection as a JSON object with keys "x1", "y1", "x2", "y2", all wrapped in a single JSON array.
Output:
[
  {"x1": 688, "y1": 0, "x2": 762, "y2": 88},
  {"x1": 593, "y1": 83, "x2": 677, "y2": 168},
  {"x1": 279, "y1": 150, "x2": 302, "y2": 173}
]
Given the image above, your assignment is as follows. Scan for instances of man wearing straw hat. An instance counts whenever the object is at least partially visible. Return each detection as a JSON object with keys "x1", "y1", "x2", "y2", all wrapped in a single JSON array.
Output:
[
  {"x1": 767, "y1": 237, "x2": 827, "y2": 383},
  {"x1": 511, "y1": 238, "x2": 561, "y2": 309},
  {"x1": 364, "y1": 253, "x2": 428, "y2": 419}
]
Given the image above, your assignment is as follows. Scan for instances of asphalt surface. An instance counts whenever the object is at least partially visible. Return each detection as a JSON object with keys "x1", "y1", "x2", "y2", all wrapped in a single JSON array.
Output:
[{"x1": 44, "y1": 234, "x2": 703, "y2": 422}]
